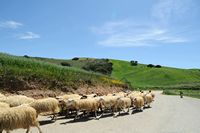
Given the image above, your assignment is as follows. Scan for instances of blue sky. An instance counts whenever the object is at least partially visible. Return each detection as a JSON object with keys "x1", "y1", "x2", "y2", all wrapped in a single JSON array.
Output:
[{"x1": 0, "y1": 0, "x2": 200, "y2": 68}]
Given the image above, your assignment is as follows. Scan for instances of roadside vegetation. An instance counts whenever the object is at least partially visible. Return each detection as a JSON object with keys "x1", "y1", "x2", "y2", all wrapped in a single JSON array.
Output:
[
  {"x1": 163, "y1": 89, "x2": 200, "y2": 99},
  {"x1": 0, "y1": 53, "x2": 125, "y2": 92}
]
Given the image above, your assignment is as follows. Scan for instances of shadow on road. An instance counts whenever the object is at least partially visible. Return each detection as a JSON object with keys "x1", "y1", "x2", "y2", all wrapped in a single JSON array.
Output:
[
  {"x1": 39, "y1": 120, "x2": 54, "y2": 126},
  {"x1": 131, "y1": 110, "x2": 143, "y2": 114},
  {"x1": 60, "y1": 117, "x2": 94, "y2": 125}
]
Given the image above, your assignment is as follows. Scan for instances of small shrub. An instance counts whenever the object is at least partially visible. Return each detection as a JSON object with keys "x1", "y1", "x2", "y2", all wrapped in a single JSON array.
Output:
[
  {"x1": 147, "y1": 64, "x2": 154, "y2": 68},
  {"x1": 72, "y1": 57, "x2": 79, "y2": 61},
  {"x1": 82, "y1": 59, "x2": 113, "y2": 75},
  {"x1": 23, "y1": 55, "x2": 30, "y2": 58},
  {"x1": 60, "y1": 62, "x2": 71, "y2": 67},
  {"x1": 155, "y1": 65, "x2": 162, "y2": 68},
  {"x1": 130, "y1": 60, "x2": 138, "y2": 66}
]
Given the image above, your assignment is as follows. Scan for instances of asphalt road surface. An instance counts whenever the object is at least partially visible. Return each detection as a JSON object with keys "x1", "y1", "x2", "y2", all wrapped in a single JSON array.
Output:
[{"x1": 11, "y1": 91, "x2": 200, "y2": 133}]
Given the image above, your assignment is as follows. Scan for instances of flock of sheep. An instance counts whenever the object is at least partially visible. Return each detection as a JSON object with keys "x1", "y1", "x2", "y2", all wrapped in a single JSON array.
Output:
[{"x1": 0, "y1": 90, "x2": 155, "y2": 133}]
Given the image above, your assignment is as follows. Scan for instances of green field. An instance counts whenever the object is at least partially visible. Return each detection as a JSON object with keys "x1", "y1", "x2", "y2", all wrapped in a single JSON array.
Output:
[
  {"x1": 0, "y1": 53, "x2": 124, "y2": 92},
  {"x1": 111, "y1": 59, "x2": 200, "y2": 89}
]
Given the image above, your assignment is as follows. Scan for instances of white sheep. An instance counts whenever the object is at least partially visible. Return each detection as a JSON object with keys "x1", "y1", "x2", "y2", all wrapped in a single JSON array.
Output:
[
  {"x1": 65, "y1": 98, "x2": 101, "y2": 120},
  {"x1": 144, "y1": 93, "x2": 153, "y2": 107},
  {"x1": 132, "y1": 96, "x2": 144, "y2": 111},
  {"x1": 29, "y1": 97, "x2": 60, "y2": 120},
  {"x1": 0, "y1": 95, "x2": 35, "y2": 107},
  {"x1": 0, "y1": 106, "x2": 42, "y2": 133}
]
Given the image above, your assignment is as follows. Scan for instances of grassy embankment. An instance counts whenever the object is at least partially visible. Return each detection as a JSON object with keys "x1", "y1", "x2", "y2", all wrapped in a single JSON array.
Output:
[{"x1": 0, "y1": 53, "x2": 124, "y2": 93}]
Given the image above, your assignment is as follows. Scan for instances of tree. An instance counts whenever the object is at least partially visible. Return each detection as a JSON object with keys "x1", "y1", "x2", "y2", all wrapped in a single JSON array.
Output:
[{"x1": 72, "y1": 57, "x2": 79, "y2": 61}]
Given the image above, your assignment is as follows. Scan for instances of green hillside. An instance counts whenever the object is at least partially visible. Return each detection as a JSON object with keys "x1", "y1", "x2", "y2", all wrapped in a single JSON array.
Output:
[
  {"x1": 0, "y1": 53, "x2": 125, "y2": 93},
  {"x1": 111, "y1": 60, "x2": 200, "y2": 89},
  {"x1": 3, "y1": 54, "x2": 200, "y2": 89},
  {"x1": 9, "y1": 54, "x2": 200, "y2": 90}
]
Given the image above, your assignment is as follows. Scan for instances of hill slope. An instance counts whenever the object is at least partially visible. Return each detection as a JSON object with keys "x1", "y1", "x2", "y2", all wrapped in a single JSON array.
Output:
[
  {"x1": 13, "y1": 55, "x2": 200, "y2": 90},
  {"x1": 111, "y1": 60, "x2": 200, "y2": 89},
  {"x1": 0, "y1": 53, "x2": 125, "y2": 97}
]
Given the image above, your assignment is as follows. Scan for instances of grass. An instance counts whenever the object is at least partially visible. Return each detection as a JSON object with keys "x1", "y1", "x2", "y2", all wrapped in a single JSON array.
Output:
[
  {"x1": 111, "y1": 59, "x2": 200, "y2": 89},
  {"x1": 0, "y1": 53, "x2": 124, "y2": 92},
  {"x1": 163, "y1": 89, "x2": 200, "y2": 99},
  {"x1": 15, "y1": 55, "x2": 200, "y2": 90}
]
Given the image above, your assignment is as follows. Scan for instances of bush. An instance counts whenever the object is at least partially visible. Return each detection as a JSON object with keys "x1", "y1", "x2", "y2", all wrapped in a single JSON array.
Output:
[
  {"x1": 82, "y1": 59, "x2": 113, "y2": 75},
  {"x1": 72, "y1": 57, "x2": 79, "y2": 61},
  {"x1": 23, "y1": 55, "x2": 30, "y2": 58},
  {"x1": 130, "y1": 60, "x2": 138, "y2": 66},
  {"x1": 155, "y1": 65, "x2": 162, "y2": 68},
  {"x1": 147, "y1": 64, "x2": 154, "y2": 68},
  {"x1": 60, "y1": 62, "x2": 71, "y2": 67}
]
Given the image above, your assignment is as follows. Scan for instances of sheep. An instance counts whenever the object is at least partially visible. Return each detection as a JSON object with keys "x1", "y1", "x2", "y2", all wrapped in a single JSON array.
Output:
[
  {"x1": 148, "y1": 90, "x2": 155, "y2": 100},
  {"x1": 98, "y1": 96, "x2": 119, "y2": 114},
  {"x1": 113, "y1": 92, "x2": 128, "y2": 97},
  {"x1": 132, "y1": 96, "x2": 144, "y2": 111},
  {"x1": 65, "y1": 98, "x2": 101, "y2": 120},
  {"x1": 29, "y1": 98, "x2": 59, "y2": 120},
  {"x1": 58, "y1": 98, "x2": 79, "y2": 118},
  {"x1": 56, "y1": 94, "x2": 81, "y2": 100},
  {"x1": 0, "y1": 102, "x2": 10, "y2": 109},
  {"x1": 0, "y1": 106, "x2": 42, "y2": 133},
  {"x1": 114, "y1": 97, "x2": 132, "y2": 116},
  {"x1": 0, "y1": 95, "x2": 35, "y2": 107},
  {"x1": 144, "y1": 93, "x2": 153, "y2": 107}
]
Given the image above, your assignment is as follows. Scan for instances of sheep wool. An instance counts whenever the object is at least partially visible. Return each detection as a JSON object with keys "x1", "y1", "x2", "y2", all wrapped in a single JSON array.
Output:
[
  {"x1": 0, "y1": 93, "x2": 5, "y2": 99},
  {"x1": 2, "y1": 95, "x2": 35, "y2": 107},
  {"x1": 29, "y1": 98, "x2": 59, "y2": 115},
  {"x1": 0, "y1": 102, "x2": 10, "y2": 109},
  {"x1": 0, "y1": 106, "x2": 42, "y2": 133}
]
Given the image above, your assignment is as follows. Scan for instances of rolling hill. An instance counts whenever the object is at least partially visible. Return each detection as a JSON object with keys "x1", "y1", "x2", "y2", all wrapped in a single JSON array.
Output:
[
  {"x1": 111, "y1": 60, "x2": 200, "y2": 89},
  {"x1": 26, "y1": 55, "x2": 200, "y2": 90},
  {"x1": 1, "y1": 53, "x2": 200, "y2": 96}
]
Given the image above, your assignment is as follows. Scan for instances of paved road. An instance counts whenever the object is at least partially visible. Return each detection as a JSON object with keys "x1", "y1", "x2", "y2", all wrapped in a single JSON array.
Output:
[{"x1": 12, "y1": 92, "x2": 200, "y2": 133}]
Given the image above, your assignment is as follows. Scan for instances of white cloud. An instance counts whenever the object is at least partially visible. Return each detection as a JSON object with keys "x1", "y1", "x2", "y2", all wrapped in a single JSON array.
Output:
[
  {"x1": 18, "y1": 32, "x2": 40, "y2": 40},
  {"x1": 151, "y1": 0, "x2": 194, "y2": 24},
  {"x1": 0, "y1": 20, "x2": 23, "y2": 29},
  {"x1": 92, "y1": 20, "x2": 187, "y2": 47},
  {"x1": 91, "y1": 0, "x2": 195, "y2": 47}
]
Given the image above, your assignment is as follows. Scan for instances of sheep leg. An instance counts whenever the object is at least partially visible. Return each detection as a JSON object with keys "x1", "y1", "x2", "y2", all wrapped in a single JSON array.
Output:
[
  {"x1": 26, "y1": 127, "x2": 30, "y2": 133},
  {"x1": 36, "y1": 125, "x2": 42, "y2": 133},
  {"x1": 74, "y1": 110, "x2": 79, "y2": 121},
  {"x1": 94, "y1": 111, "x2": 99, "y2": 120},
  {"x1": 65, "y1": 110, "x2": 69, "y2": 118},
  {"x1": 6, "y1": 131, "x2": 10, "y2": 133},
  {"x1": 51, "y1": 113, "x2": 57, "y2": 121}
]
